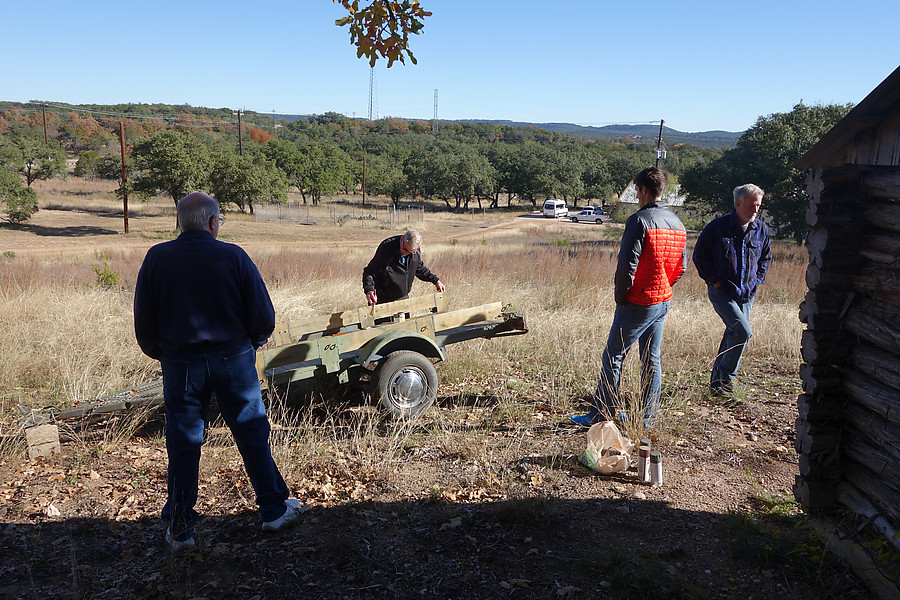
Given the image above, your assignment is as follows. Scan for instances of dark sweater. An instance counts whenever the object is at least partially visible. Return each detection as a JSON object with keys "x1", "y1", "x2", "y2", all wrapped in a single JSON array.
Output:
[
  {"x1": 133, "y1": 230, "x2": 275, "y2": 359},
  {"x1": 362, "y1": 235, "x2": 439, "y2": 303}
]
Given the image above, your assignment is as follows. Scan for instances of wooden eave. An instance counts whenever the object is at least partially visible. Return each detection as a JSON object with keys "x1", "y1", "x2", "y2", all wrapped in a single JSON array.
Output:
[{"x1": 795, "y1": 65, "x2": 900, "y2": 169}]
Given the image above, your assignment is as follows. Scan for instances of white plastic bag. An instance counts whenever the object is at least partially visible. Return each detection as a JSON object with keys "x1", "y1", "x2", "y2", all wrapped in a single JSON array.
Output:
[{"x1": 579, "y1": 420, "x2": 634, "y2": 474}]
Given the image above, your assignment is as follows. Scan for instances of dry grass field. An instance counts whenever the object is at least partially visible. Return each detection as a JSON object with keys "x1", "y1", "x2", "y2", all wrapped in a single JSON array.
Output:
[{"x1": 0, "y1": 179, "x2": 869, "y2": 599}]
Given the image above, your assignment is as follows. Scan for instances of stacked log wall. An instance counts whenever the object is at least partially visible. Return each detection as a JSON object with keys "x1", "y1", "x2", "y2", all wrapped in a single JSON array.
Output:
[{"x1": 796, "y1": 164, "x2": 900, "y2": 540}]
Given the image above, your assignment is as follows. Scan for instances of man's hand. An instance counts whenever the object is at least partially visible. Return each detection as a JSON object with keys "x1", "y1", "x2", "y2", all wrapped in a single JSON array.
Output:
[
  {"x1": 366, "y1": 290, "x2": 378, "y2": 305},
  {"x1": 435, "y1": 280, "x2": 445, "y2": 292}
]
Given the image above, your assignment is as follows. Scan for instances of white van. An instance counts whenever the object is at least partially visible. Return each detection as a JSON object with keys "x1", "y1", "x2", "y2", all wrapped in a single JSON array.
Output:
[{"x1": 542, "y1": 199, "x2": 568, "y2": 218}]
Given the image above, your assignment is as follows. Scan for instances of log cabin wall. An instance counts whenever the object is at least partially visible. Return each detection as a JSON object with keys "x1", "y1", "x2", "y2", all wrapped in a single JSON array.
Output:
[{"x1": 797, "y1": 162, "x2": 900, "y2": 549}]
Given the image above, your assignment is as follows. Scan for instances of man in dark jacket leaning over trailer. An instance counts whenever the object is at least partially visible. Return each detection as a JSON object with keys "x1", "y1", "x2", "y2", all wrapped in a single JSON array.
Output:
[
  {"x1": 692, "y1": 183, "x2": 772, "y2": 397},
  {"x1": 133, "y1": 192, "x2": 303, "y2": 551},
  {"x1": 363, "y1": 228, "x2": 445, "y2": 305}
]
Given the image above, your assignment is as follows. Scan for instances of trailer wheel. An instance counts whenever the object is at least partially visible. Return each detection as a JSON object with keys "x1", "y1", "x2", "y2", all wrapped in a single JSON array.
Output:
[{"x1": 374, "y1": 351, "x2": 438, "y2": 419}]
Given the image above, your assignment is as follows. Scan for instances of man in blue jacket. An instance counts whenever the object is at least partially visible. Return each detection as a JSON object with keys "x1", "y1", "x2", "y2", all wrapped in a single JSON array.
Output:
[
  {"x1": 692, "y1": 184, "x2": 772, "y2": 396},
  {"x1": 134, "y1": 192, "x2": 302, "y2": 550}
]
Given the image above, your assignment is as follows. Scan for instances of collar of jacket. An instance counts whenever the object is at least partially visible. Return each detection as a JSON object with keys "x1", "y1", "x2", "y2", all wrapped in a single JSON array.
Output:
[
  {"x1": 727, "y1": 210, "x2": 761, "y2": 232},
  {"x1": 639, "y1": 200, "x2": 667, "y2": 210}
]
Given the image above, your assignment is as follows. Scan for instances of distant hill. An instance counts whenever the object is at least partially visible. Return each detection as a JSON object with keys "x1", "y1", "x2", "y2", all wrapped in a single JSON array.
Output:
[
  {"x1": 458, "y1": 120, "x2": 741, "y2": 149},
  {"x1": 1, "y1": 100, "x2": 740, "y2": 149},
  {"x1": 272, "y1": 113, "x2": 741, "y2": 149}
]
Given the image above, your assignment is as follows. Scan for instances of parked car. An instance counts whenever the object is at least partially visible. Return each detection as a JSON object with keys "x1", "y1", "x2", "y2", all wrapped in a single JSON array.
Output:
[
  {"x1": 570, "y1": 207, "x2": 611, "y2": 224},
  {"x1": 542, "y1": 199, "x2": 568, "y2": 218}
]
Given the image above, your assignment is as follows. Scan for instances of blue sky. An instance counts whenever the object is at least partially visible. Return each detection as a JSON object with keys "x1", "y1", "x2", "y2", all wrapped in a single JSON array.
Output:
[{"x1": 3, "y1": 0, "x2": 898, "y2": 133}]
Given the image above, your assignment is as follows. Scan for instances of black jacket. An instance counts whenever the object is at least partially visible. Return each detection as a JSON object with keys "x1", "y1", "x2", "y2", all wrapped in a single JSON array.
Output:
[{"x1": 362, "y1": 235, "x2": 439, "y2": 303}]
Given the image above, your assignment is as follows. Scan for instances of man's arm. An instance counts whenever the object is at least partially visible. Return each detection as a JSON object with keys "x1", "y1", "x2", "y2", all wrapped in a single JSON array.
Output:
[
  {"x1": 244, "y1": 263, "x2": 276, "y2": 348},
  {"x1": 614, "y1": 217, "x2": 644, "y2": 305},
  {"x1": 691, "y1": 222, "x2": 718, "y2": 285},
  {"x1": 133, "y1": 257, "x2": 161, "y2": 360},
  {"x1": 755, "y1": 227, "x2": 773, "y2": 288},
  {"x1": 362, "y1": 240, "x2": 391, "y2": 294},
  {"x1": 414, "y1": 254, "x2": 440, "y2": 285}
]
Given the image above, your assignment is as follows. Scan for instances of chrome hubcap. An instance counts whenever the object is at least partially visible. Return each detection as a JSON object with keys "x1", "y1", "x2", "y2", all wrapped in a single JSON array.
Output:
[{"x1": 388, "y1": 366, "x2": 428, "y2": 409}]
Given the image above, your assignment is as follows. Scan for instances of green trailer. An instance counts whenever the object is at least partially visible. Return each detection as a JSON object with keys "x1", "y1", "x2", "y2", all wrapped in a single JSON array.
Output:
[
  {"x1": 19, "y1": 293, "x2": 527, "y2": 426},
  {"x1": 257, "y1": 292, "x2": 527, "y2": 418}
]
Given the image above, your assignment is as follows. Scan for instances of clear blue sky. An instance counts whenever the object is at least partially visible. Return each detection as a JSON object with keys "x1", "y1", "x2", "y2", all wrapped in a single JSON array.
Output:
[{"x1": 3, "y1": 0, "x2": 898, "y2": 133}]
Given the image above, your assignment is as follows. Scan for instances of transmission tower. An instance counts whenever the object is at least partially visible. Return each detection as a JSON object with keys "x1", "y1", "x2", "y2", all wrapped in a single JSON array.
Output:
[
  {"x1": 432, "y1": 89, "x2": 438, "y2": 134},
  {"x1": 368, "y1": 66, "x2": 378, "y2": 120}
]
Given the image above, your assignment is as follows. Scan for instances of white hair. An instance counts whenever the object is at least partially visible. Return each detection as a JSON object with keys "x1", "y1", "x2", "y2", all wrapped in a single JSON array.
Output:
[
  {"x1": 733, "y1": 184, "x2": 764, "y2": 205},
  {"x1": 402, "y1": 229, "x2": 422, "y2": 249}
]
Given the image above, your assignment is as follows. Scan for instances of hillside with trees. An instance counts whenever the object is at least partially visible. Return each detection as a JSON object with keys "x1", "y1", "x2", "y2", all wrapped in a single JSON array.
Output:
[{"x1": 0, "y1": 101, "x2": 720, "y2": 222}]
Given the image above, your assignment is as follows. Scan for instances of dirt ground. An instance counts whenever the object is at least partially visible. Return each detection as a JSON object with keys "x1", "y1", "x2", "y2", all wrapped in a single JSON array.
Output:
[{"x1": 0, "y1": 188, "x2": 871, "y2": 599}]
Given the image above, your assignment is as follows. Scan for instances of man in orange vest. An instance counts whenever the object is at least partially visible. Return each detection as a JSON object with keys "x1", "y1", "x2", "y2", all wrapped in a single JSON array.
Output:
[{"x1": 572, "y1": 167, "x2": 687, "y2": 428}]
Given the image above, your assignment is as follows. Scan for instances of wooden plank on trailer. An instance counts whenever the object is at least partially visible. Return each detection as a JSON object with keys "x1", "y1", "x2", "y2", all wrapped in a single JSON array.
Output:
[
  {"x1": 433, "y1": 302, "x2": 503, "y2": 331},
  {"x1": 267, "y1": 293, "x2": 450, "y2": 343}
]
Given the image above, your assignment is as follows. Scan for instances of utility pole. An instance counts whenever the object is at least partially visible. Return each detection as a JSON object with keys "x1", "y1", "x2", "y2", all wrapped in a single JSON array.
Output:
[
  {"x1": 362, "y1": 152, "x2": 367, "y2": 207},
  {"x1": 42, "y1": 103, "x2": 48, "y2": 147},
  {"x1": 655, "y1": 119, "x2": 665, "y2": 167},
  {"x1": 237, "y1": 110, "x2": 243, "y2": 156},
  {"x1": 433, "y1": 89, "x2": 438, "y2": 134},
  {"x1": 119, "y1": 122, "x2": 129, "y2": 233}
]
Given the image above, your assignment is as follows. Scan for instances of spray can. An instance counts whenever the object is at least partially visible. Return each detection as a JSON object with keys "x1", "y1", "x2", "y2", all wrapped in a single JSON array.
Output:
[
  {"x1": 638, "y1": 445, "x2": 651, "y2": 483},
  {"x1": 650, "y1": 451, "x2": 663, "y2": 487}
]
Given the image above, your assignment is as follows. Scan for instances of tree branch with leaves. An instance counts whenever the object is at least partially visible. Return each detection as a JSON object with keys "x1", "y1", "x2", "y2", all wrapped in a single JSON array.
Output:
[{"x1": 334, "y1": 0, "x2": 431, "y2": 67}]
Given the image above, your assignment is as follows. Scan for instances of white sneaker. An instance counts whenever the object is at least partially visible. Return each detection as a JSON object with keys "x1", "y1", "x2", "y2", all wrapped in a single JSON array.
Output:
[
  {"x1": 261, "y1": 498, "x2": 304, "y2": 532},
  {"x1": 165, "y1": 528, "x2": 195, "y2": 551}
]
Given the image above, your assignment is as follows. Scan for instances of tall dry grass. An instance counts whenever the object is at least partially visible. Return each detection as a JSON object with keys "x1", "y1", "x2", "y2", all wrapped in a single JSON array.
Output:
[{"x1": 1, "y1": 191, "x2": 807, "y2": 475}]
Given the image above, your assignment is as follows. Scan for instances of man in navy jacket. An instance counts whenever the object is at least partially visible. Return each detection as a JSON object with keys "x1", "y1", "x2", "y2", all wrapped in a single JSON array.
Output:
[
  {"x1": 134, "y1": 192, "x2": 302, "y2": 549},
  {"x1": 692, "y1": 184, "x2": 772, "y2": 396}
]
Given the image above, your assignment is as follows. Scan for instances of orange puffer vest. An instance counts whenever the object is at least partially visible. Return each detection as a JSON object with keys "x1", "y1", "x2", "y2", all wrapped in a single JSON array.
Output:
[{"x1": 614, "y1": 202, "x2": 687, "y2": 306}]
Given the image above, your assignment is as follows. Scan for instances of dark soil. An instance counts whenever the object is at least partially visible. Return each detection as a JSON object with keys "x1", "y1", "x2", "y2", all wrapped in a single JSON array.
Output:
[{"x1": 0, "y1": 360, "x2": 870, "y2": 600}]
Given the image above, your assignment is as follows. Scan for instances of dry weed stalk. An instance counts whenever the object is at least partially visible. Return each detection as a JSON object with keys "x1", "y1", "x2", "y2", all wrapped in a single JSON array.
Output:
[{"x1": 1, "y1": 189, "x2": 807, "y2": 468}]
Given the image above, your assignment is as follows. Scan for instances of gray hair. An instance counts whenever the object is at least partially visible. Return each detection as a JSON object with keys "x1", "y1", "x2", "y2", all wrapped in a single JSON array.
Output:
[
  {"x1": 733, "y1": 184, "x2": 764, "y2": 205},
  {"x1": 402, "y1": 229, "x2": 423, "y2": 250},
  {"x1": 177, "y1": 192, "x2": 219, "y2": 232}
]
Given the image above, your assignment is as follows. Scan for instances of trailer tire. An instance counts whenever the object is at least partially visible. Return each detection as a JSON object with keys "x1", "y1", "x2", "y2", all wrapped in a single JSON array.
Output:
[{"x1": 374, "y1": 351, "x2": 438, "y2": 419}]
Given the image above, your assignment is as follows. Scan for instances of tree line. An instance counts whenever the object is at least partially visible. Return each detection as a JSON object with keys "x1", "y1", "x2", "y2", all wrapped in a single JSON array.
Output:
[{"x1": 0, "y1": 101, "x2": 852, "y2": 242}]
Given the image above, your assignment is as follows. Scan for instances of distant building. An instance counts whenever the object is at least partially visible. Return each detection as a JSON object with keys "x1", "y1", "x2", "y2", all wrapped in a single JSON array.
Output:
[{"x1": 618, "y1": 182, "x2": 685, "y2": 207}]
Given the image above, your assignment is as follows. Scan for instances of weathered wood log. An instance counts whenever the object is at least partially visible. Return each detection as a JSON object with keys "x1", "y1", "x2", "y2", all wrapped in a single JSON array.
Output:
[
  {"x1": 843, "y1": 423, "x2": 900, "y2": 488},
  {"x1": 793, "y1": 475, "x2": 837, "y2": 514},
  {"x1": 806, "y1": 206, "x2": 859, "y2": 228},
  {"x1": 806, "y1": 263, "x2": 854, "y2": 291},
  {"x1": 799, "y1": 364, "x2": 844, "y2": 396},
  {"x1": 835, "y1": 482, "x2": 900, "y2": 553},
  {"x1": 844, "y1": 300, "x2": 900, "y2": 357},
  {"x1": 798, "y1": 289, "x2": 852, "y2": 328},
  {"x1": 844, "y1": 403, "x2": 900, "y2": 455},
  {"x1": 801, "y1": 328, "x2": 851, "y2": 365},
  {"x1": 795, "y1": 417, "x2": 842, "y2": 454},
  {"x1": 841, "y1": 458, "x2": 900, "y2": 527},
  {"x1": 864, "y1": 202, "x2": 900, "y2": 235},
  {"x1": 859, "y1": 232, "x2": 900, "y2": 266},
  {"x1": 798, "y1": 451, "x2": 841, "y2": 479},
  {"x1": 861, "y1": 167, "x2": 900, "y2": 198},
  {"x1": 808, "y1": 515, "x2": 900, "y2": 600},
  {"x1": 840, "y1": 368, "x2": 900, "y2": 429},
  {"x1": 797, "y1": 390, "x2": 845, "y2": 420},
  {"x1": 848, "y1": 343, "x2": 900, "y2": 393},
  {"x1": 806, "y1": 228, "x2": 862, "y2": 268}
]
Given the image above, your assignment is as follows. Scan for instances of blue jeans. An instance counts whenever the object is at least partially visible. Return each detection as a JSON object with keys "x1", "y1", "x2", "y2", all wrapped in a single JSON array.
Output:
[
  {"x1": 593, "y1": 301, "x2": 669, "y2": 423},
  {"x1": 707, "y1": 284, "x2": 754, "y2": 389},
  {"x1": 161, "y1": 343, "x2": 289, "y2": 540}
]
